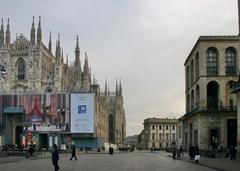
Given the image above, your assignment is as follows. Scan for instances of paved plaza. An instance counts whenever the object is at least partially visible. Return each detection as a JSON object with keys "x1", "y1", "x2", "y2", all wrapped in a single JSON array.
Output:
[{"x1": 0, "y1": 151, "x2": 239, "y2": 171}]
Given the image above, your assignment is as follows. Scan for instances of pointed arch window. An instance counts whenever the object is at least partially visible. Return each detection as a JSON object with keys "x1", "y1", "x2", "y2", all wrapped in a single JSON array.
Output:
[
  {"x1": 17, "y1": 59, "x2": 26, "y2": 80},
  {"x1": 225, "y1": 47, "x2": 237, "y2": 75},
  {"x1": 207, "y1": 47, "x2": 218, "y2": 76}
]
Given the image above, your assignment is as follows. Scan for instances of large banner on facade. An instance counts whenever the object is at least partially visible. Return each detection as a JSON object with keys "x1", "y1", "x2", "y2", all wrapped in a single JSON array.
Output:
[
  {"x1": 70, "y1": 93, "x2": 94, "y2": 133},
  {"x1": 0, "y1": 93, "x2": 69, "y2": 132}
]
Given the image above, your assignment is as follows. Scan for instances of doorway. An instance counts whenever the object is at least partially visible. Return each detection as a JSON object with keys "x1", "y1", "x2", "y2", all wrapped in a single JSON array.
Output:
[
  {"x1": 210, "y1": 129, "x2": 218, "y2": 150},
  {"x1": 227, "y1": 119, "x2": 237, "y2": 148},
  {"x1": 15, "y1": 126, "x2": 23, "y2": 145},
  {"x1": 39, "y1": 134, "x2": 48, "y2": 148}
]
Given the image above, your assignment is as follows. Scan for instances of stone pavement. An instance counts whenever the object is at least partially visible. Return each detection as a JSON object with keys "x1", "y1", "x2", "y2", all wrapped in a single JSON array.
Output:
[
  {"x1": 0, "y1": 151, "x2": 216, "y2": 171},
  {"x1": 162, "y1": 151, "x2": 240, "y2": 171},
  {"x1": 0, "y1": 150, "x2": 239, "y2": 171}
]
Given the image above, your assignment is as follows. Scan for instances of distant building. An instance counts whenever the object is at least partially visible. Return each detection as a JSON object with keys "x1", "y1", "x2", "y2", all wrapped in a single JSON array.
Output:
[
  {"x1": 180, "y1": 36, "x2": 238, "y2": 150},
  {"x1": 138, "y1": 118, "x2": 178, "y2": 150},
  {"x1": 125, "y1": 135, "x2": 138, "y2": 148}
]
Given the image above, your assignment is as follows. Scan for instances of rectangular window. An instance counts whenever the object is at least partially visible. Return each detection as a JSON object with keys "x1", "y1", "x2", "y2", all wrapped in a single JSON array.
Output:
[
  {"x1": 166, "y1": 126, "x2": 168, "y2": 130},
  {"x1": 152, "y1": 133, "x2": 155, "y2": 140},
  {"x1": 152, "y1": 125, "x2": 155, "y2": 130},
  {"x1": 172, "y1": 126, "x2": 175, "y2": 130},
  {"x1": 172, "y1": 133, "x2": 176, "y2": 141},
  {"x1": 159, "y1": 125, "x2": 162, "y2": 130},
  {"x1": 159, "y1": 133, "x2": 163, "y2": 141},
  {"x1": 166, "y1": 133, "x2": 169, "y2": 141}
]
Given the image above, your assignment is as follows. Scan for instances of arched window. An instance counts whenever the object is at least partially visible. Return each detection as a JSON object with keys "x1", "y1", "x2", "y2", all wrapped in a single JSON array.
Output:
[
  {"x1": 195, "y1": 52, "x2": 199, "y2": 79},
  {"x1": 186, "y1": 66, "x2": 189, "y2": 88},
  {"x1": 190, "y1": 60, "x2": 194, "y2": 84},
  {"x1": 207, "y1": 47, "x2": 218, "y2": 76},
  {"x1": 191, "y1": 90, "x2": 194, "y2": 110},
  {"x1": 45, "y1": 87, "x2": 53, "y2": 93},
  {"x1": 225, "y1": 81, "x2": 236, "y2": 108},
  {"x1": 196, "y1": 85, "x2": 200, "y2": 108},
  {"x1": 16, "y1": 59, "x2": 26, "y2": 80},
  {"x1": 207, "y1": 81, "x2": 219, "y2": 109},
  {"x1": 225, "y1": 47, "x2": 237, "y2": 75},
  {"x1": 187, "y1": 94, "x2": 190, "y2": 112}
]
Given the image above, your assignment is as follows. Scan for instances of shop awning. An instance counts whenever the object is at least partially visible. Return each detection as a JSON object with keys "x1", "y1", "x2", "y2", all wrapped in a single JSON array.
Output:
[{"x1": 3, "y1": 106, "x2": 25, "y2": 114}]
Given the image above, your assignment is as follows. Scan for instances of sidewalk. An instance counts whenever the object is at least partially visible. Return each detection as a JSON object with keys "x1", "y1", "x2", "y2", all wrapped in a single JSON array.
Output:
[
  {"x1": 173, "y1": 152, "x2": 240, "y2": 171},
  {"x1": 0, "y1": 150, "x2": 111, "y2": 164}
]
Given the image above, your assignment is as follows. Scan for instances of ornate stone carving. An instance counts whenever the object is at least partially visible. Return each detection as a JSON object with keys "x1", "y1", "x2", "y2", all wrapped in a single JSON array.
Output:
[{"x1": 11, "y1": 33, "x2": 29, "y2": 51}]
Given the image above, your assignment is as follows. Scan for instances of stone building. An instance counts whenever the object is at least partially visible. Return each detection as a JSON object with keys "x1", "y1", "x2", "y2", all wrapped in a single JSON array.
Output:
[
  {"x1": 180, "y1": 36, "x2": 238, "y2": 150},
  {"x1": 0, "y1": 17, "x2": 126, "y2": 148},
  {"x1": 138, "y1": 118, "x2": 178, "y2": 150},
  {"x1": 107, "y1": 80, "x2": 126, "y2": 148}
]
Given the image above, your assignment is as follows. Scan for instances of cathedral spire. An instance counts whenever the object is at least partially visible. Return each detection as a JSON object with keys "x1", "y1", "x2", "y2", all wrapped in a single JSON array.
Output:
[
  {"x1": 116, "y1": 78, "x2": 119, "y2": 96},
  {"x1": 119, "y1": 78, "x2": 122, "y2": 96},
  {"x1": 30, "y1": 16, "x2": 35, "y2": 46},
  {"x1": 5, "y1": 18, "x2": 10, "y2": 48},
  {"x1": 104, "y1": 79, "x2": 108, "y2": 96},
  {"x1": 37, "y1": 16, "x2": 42, "y2": 46},
  {"x1": 61, "y1": 48, "x2": 64, "y2": 63},
  {"x1": 55, "y1": 34, "x2": 61, "y2": 58},
  {"x1": 74, "y1": 35, "x2": 81, "y2": 71},
  {"x1": 83, "y1": 52, "x2": 89, "y2": 73},
  {"x1": 66, "y1": 54, "x2": 68, "y2": 66},
  {"x1": 0, "y1": 18, "x2": 4, "y2": 48},
  {"x1": 48, "y1": 31, "x2": 52, "y2": 53}
]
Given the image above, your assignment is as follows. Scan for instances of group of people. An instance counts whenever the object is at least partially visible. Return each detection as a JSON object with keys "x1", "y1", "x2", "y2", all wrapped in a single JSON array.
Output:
[
  {"x1": 172, "y1": 146, "x2": 184, "y2": 159},
  {"x1": 189, "y1": 144, "x2": 200, "y2": 163}
]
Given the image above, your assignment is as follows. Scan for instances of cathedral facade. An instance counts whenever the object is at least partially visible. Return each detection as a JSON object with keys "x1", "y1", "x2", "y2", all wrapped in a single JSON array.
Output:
[{"x1": 0, "y1": 17, "x2": 126, "y2": 148}]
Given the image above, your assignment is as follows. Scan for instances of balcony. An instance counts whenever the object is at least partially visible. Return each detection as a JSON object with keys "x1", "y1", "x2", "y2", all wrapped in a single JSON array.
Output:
[{"x1": 184, "y1": 105, "x2": 236, "y2": 118}]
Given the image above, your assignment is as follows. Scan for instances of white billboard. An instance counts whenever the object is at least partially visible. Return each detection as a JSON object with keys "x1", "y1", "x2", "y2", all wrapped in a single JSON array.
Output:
[{"x1": 70, "y1": 93, "x2": 94, "y2": 133}]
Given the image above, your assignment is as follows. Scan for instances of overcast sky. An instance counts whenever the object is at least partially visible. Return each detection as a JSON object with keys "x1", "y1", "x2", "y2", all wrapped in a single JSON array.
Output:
[{"x1": 0, "y1": 0, "x2": 238, "y2": 136}]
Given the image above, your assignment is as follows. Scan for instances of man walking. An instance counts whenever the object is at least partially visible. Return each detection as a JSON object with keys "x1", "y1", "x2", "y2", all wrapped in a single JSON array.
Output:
[
  {"x1": 52, "y1": 144, "x2": 59, "y2": 171},
  {"x1": 70, "y1": 145, "x2": 77, "y2": 160}
]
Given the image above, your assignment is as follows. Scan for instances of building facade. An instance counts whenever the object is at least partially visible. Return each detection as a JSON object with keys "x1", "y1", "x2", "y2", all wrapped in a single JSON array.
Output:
[
  {"x1": 180, "y1": 36, "x2": 238, "y2": 150},
  {"x1": 138, "y1": 118, "x2": 178, "y2": 150},
  {"x1": 0, "y1": 17, "x2": 126, "y2": 148}
]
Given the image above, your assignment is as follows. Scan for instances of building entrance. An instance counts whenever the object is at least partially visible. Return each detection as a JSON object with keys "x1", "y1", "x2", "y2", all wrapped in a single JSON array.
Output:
[
  {"x1": 39, "y1": 134, "x2": 48, "y2": 148},
  {"x1": 227, "y1": 119, "x2": 237, "y2": 148},
  {"x1": 15, "y1": 126, "x2": 23, "y2": 145},
  {"x1": 210, "y1": 129, "x2": 218, "y2": 150}
]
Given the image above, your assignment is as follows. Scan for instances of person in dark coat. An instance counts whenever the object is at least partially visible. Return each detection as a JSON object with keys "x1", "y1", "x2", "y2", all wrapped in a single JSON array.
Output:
[
  {"x1": 172, "y1": 147, "x2": 176, "y2": 159},
  {"x1": 180, "y1": 145, "x2": 183, "y2": 156},
  {"x1": 70, "y1": 145, "x2": 77, "y2": 160},
  {"x1": 194, "y1": 144, "x2": 200, "y2": 163},
  {"x1": 230, "y1": 146, "x2": 237, "y2": 160},
  {"x1": 189, "y1": 145, "x2": 194, "y2": 160},
  {"x1": 52, "y1": 144, "x2": 59, "y2": 171}
]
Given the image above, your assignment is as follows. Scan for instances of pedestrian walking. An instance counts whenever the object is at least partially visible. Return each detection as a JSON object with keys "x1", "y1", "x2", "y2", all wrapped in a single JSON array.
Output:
[
  {"x1": 230, "y1": 146, "x2": 237, "y2": 160},
  {"x1": 180, "y1": 145, "x2": 183, "y2": 156},
  {"x1": 51, "y1": 144, "x2": 59, "y2": 171},
  {"x1": 189, "y1": 145, "x2": 194, "y2": 160},
  {"x1": 194, "y1": 144, "x2": 200, "y2": 163},
  {"x1": 70, "y1": 145, "x2": 77, "y2": 160},
  {"x1": 172, "y1": 147, "x2": 176, "y2": 160}
]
